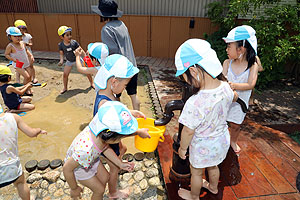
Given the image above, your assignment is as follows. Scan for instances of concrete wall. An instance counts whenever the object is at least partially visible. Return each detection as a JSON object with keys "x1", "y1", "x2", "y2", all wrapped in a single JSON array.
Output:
[{"x1": 0, "y1": 13, "x2": 218, "y2": 58}]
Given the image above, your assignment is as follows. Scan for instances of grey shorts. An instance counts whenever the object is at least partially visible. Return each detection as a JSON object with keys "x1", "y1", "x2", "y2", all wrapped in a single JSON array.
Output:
[{"x1": 65, "y1": 61, "x2": 76, "y2": 67}]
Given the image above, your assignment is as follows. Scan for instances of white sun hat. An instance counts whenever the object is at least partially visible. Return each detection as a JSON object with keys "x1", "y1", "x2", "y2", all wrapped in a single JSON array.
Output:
[
  {"x1": 94, "y1": 54, "x2": 139, "y2": 90},
  {"x1": 175, "y1": 39, "x2": 223, "y2": 78},
  {"x1": 222, "y1": 25, "x2": 257, "y2": 54},
  {"x1": 87, "y1": 42, "x2": 109, "y2": 66},
  {"x1": 89, "y1": 101, "x2": 138, "y2": 136}
]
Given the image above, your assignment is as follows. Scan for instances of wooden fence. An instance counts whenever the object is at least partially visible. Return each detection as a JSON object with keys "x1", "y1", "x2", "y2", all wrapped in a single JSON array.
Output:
[{"x1": 0, "y1": 13, "x2": 218, "y2": 58}]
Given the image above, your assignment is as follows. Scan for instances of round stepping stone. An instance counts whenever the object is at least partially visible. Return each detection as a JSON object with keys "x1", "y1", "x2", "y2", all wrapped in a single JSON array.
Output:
[
  {"x1": 145, "y1": 152, "x2": 156, "y2": 160},
  {"x1": 134, "y1": 152, "x2": 145, "y2": 161},
  {"x1": 25, "y1": 160, "x2": 38, "y2": 172},
  {"x1": 122, "y1": 153, "x2": 134, "y2": 162},
  {"x1": 50, "y1": 159, "x2": 62, "y2": 169},
  {"x1": 37, "y1": 159, "x2": 50, "y2": 170}
]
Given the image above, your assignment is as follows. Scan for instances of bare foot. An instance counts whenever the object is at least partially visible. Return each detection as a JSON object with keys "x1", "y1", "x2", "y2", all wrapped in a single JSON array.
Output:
[
  {"x1": 32, "y1": 78, "x2": 38, "y2": 84},
  {"x1": 202, "y1": 179, "x2": 218, "y2": 194},
  {"x1": 108, "y1": 189, "x2": 129, "y2": 199},
  {"x1": 60, "y1": 89, "x2": 67, "y2": 94},
  {"x1": 230, "y1": 141, "x2": 241, "y2": 153},
  {"x1": 178, "y1": 188, "x2": 199, "y2": 200}
]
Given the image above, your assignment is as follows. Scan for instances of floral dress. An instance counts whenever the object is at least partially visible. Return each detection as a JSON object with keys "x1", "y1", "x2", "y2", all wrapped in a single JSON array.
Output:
[{"x1": 179, "y1": 81, "x2": 234, "y2": 168}]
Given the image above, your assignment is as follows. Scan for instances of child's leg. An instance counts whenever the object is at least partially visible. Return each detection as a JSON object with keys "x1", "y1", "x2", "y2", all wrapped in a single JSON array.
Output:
[
  {"x1": 61, "y1": 65, "x2": 72, "y2": 94},
  {"x1": 119, "y1": 141, "x2": 127, "y2": 158},
  {"x1": 15, "y1": 68, "x2": 30, "y2": 85},
  {"x1": 13, "y1": 173, "x2": 30, "y2": 200},
  {"x1": 95, "y1": 161, "x2": 110, "y2": 186},
  {"x1": 129, "y1": 94, "x2": 140, "y2": 111},
  {"x1": 18, "y1": 102, "x2": 35, "y2": 112},
  {"x1": 79, "y1": 176, "x2": 106, "y2": 200},
  {"x1": 106, "y1": 158, "x2": 129, "y2": 199},
  {"x1": 29, "y1": 56, "x2": 38, "y2": 83},
  {"x1": 229, "y1": 122, "x2": 241, "y2": 153},
  {"x1": 86, "y1": 74, "x2": 95, "y2": 89},
  {"x1": 202, "y1": 166, "x2": 219, "y2": 194},
  {"x1": 178, "y1": 165, "x2": 203, "y2": 200},
  {"x1": 21, "y1": 96, "x2": 32, "y2": 103},
  {"x1": 15, "y1": 70, "x2": 21, "y2": 83}
]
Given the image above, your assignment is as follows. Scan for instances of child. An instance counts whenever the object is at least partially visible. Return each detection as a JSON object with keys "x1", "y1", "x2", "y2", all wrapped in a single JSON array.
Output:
[
  {"x1": 14, "y1": 19, "x2": 38, "y2": 84},
  {"x1": 0, "y1": 103, "x2": 47, "y2": 200},
  {"x1": 92, "y1": 54, "x2": 150, "y2": 199},
  {"x1": 0, "y1": 66, "x2": 34, "y2": 113},
  {"x1": 57, "y1": 26, "x2": 94, "y2": 94},
  {"x1": 92, "y1": 0, "x2": 140, "y2": 110},
  {"x1": 222, "y1": 25, "x2": 260, "y2": 153},
  {"x1": 74, "y1": 42, "x2": 109, "y2": 77},
  {"x1": 4, "y1": 27, "x2": 33, "y2": 95},
  {"x1": 63, "y1": 101, "x2": 148, "y2": 200},
  {"x1": 175, "y1": 39, "x2": 237, "y2": 200}
]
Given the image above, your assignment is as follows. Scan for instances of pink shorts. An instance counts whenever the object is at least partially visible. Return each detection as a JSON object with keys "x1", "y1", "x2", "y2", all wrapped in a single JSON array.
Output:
[{"x1": 74, "y1": 158, "x2": 100, "y2": 181}]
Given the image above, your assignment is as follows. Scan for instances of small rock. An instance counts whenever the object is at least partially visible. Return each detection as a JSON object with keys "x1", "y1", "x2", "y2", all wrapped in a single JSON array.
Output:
[
  {"x1": 43, "y1": 171, "x2": 60, "y2": 183},
  {"x1": 139, "y1": 179, "x2": 148, "y2": 190},
  {"x1": 56, "y1": 179, "x2": 65, "y2": 188},
  {"x1": 119, "y1": 181, "x2": 129, "y2": 189},
  {"x1": 146, "y1": 168, "x2": 159, "y2": 178},
  {"x1": 133, "y1": 162, "x2": 143, "y2": 171},
  {"x1": 64, "y1": 188, "x2": 70, "y2": 195},
  {"x1": 60, "y1": 172, "x2": 65, "y2": 181},
  {"x1": 27, "y1": 173, "x2": 42, "y2": 183},
  {"x1": 128, "y1": 178, "x2": 135, "y2": 186},
  {"x1": 144, "y1": 160, "x2": 154, "y2": 168},
  {"x1": 62, "y1": 196, "x2": 72, "y2": 200},
  {"x1": 53, "y1": 188, "x2": 64, "y2": 197},
  {"x1": 40, "y1": 180, "x2": 49, "y2": 189},
  {"x1": 30, "y1": 180, "x2": 42, "y2": 189},
  {"x1": 149, "y1": 177, "x2": 160, "y2": 186},
  {"x1": 48, "y1": 183, "x2": 57, "y2": 194},
  {"x1": 38, "y1": 189, "x2": 49, "y2": 198},
  {"x1": 122, "y1": 172, "x2": 133, "y2": 181},
  {"x1": 134, "y1": 171, "x2": 144, "y2": 182},
  {"x1": 133, "y1": 185, "x2": 142, "y2": 196},
  {"x1": 142, "y1": 166, "x2": 147, "y2": 172},
  {"x1": 153, "y1": 163, "x2": 159, "y2": 169}
]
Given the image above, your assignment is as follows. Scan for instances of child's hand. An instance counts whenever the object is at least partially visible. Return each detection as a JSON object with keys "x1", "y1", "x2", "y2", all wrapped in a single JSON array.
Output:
[
  {"x1": 73, "y1": 47, "x2": 82, "y2": 57},
  {"x1": 228, "y1": 82, "x2": 235, "y2": 90},
  {"x1": 39, "y1": 130, "x2": 47, "y2": 135},
  {"x1": 120, "y1": 161, "x2": 135, "y2": 172},
  {"x1": 137, "y1": 128, "x2": 151, "y2": 138},
  {"x1": 26, "y1": 82, "x2": 33, "y2": 89},
  {"x1": 58, "y1": 61, "x2": 63, "y2": 66},
  {"x1": 178, "y1": 147, "x2": 187, "y2": 160},
  {"x1": 130, "y1": 110, "x2": 146, "y2": 119},
  {"x1": 70, "y1": 186, "x2": 82, "y2": 199}
]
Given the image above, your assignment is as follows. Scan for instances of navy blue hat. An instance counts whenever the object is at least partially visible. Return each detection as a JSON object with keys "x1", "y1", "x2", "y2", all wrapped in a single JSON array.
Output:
[{"x1": 91, "y1": 0, "x2": 123, "y2": 18}]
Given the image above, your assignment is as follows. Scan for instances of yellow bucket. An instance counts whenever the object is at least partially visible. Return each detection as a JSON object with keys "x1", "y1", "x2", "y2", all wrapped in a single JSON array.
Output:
[{"x1": 135, "y1": 118, "x2": 166, "y2": 152}]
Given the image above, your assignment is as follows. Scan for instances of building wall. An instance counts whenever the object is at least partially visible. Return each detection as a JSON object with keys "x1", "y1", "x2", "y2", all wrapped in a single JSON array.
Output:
[
  {"x1": 0, "y1": 13, "x2": 218, "y2": 58},
  {"x1": 36, "y1": 0, "x2": 221, "y2": 17}
]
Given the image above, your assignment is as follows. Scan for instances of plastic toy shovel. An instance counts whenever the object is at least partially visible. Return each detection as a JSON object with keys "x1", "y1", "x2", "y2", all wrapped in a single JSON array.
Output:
[{"x1": 32, "y1": 83, "x2": 47, "y2": 88}]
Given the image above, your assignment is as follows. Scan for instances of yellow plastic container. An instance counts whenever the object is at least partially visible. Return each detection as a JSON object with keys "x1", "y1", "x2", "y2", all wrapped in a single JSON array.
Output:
[{"x1": 135, "y1": 118, "x2": 166, "y2": 152}]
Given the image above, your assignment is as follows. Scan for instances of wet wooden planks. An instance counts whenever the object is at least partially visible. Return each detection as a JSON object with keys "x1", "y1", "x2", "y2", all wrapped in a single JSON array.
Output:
[{"x1": 139, "y1": 56, "x2": 300, "y2": 199}]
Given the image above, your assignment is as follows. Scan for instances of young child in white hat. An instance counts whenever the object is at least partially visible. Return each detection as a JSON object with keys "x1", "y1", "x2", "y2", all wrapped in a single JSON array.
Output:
[
  {"x1": 222, "y1": 25, "x2": 261, "y2": 153},
  {"x1": 92, "y1": 54, "x2": 150, "y2": 199},
  {"x1": 63, "y1": 101, "x2": 149, "y2": 200},
  {"x1": 0, "y1": 103, "x2": 47, "y2": 200},
  {"x1": 175, "y1": 39, "x2": 237, "y2": 200},
  {"x1": 74, "y1": 42, "x2": 109, "y2": 77}
]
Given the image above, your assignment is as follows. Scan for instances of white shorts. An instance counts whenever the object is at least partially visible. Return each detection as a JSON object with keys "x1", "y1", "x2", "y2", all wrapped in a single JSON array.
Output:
[{"x1": 74, "y1": 158, "x2": 100, "y2": 181}]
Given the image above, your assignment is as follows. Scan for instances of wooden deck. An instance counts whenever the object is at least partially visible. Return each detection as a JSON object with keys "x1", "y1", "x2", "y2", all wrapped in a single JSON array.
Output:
[
  {"x1": 0, "y1": 51, "x2": 299, "y2": 199},
  {"x1": 135, "y1": 56, "x2": 300, "y2": 200}
]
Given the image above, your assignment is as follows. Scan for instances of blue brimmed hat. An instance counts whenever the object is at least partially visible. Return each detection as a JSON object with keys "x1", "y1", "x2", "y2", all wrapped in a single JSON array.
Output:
[
  {"x1": 6, "y1": 27, "x2": 22, "y2": 36},
  {"x1": 89, "y1": 101, "x2": 138, "y2": 136},
  {"x1": 222, "y1": 25, "x2": 257, "y2": 54},
  {"x1": 175, "y1": 39, "x2": 223, "y2": 78},
  {"x1": 87, "y1": 42, "x2": 109, "y2": 65},
  {"x1": 94, "y1": 54, "x2": 139, "y2": 90}
]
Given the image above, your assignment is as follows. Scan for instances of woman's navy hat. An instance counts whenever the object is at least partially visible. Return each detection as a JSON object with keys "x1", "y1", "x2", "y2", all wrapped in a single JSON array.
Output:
[{"x1": 91, "y1": 0, "x2": 123, "y2": 18}]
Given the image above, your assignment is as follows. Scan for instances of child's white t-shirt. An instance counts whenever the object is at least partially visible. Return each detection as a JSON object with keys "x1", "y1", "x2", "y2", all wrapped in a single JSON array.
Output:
[
  {"x1": 22, "y1": 33, "x2": 32, "y2": 52},
  {"x1": 0, "y1": 113, "x2": 22, "y2": 184},
  {"x1": 178, "y1": 81, "x2": 234, "y2": 168}
]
